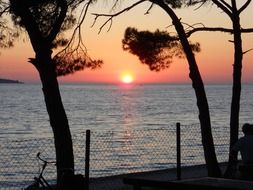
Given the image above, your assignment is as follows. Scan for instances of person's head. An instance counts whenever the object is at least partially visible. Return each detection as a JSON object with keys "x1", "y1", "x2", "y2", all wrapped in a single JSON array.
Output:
[{"x1": 242, "y1": 123, "x2": 253, "y2": 135}]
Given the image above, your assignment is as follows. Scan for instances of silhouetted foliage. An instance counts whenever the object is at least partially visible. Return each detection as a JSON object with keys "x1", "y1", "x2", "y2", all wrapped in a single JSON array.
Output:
[
  {"x1": 111, "y1": 0, "x2": 220, "y2": 176},
  {"x1": 8, "y1": 0, "x2": 101, "y2": 183},
  {"x1": 10, "y1": 0, "x2": 102, "y2": 75},
  {"x1": 0, "y1": 23, "x2": 17, "y2": 49},
  {"x1": 54, "y1": 51, "x2": 103, "y2": 76},
  {"x1": 164, "y1": 0, "x2": 208, "y2": 8},
  {"x1": 0, "y1": 1, "x2": 18, "y2": 50},
  {"x1": 122, "y1": 27, "x2": 200, "y2": 71},
  {"x1": 10, "y1": 0, "x2": 76, "y2": 37}
]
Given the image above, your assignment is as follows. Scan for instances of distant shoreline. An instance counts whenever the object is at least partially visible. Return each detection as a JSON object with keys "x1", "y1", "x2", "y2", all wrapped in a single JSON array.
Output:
[{"x1": 0, "y1": 78, "x2": 23, "y2": 84}]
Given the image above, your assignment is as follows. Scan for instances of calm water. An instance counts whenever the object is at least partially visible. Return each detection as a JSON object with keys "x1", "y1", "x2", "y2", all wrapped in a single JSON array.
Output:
[
  {"x1": 1, "y1": 83, "x2": 253, "y2": 140},
  {"x1": 0, "y1": 83, "x2": 253, "y2": 188}
]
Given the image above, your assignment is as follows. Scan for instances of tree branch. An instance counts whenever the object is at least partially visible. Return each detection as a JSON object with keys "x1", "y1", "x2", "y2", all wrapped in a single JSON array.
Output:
[
  {"x1": 111, "y1": 0, "x2": 122, "y2": 11},
  {"x1": 10, "y1": 0, "x2": 43, "y2": 51},
  {"x1": 53, "y1": 0, "x2": 103, "y2": 76},
  {"x1": 241, "y1": 28, "x2": 253, "y2": 33},
  {"x1": 219, "y1": 0, "x2": 232, "y2": 10},
  {"x1": 47, "y1": 0, "x2": 68, "y2": 43},
  {"x1": 186, "y1": 26, "x2": 253, "y2": 37},
  {"x1": 56, "y1": 0, "x2": 92, "y2": 54},
  {"x1": 187, "y1": 26, "x2": 233, "y2": 37},
  {"x1": 91, "y1": 0, "x2": 147, "y2": 34},
  {"x1": 145, "y1": 2, "x2": 154, "y2": 14},
  {"x1": 0, "y1": 5, "x2": 9, "y2": 17},
  {"x1": 182, "y1": 22, "x2": 205, "y2": 31},
  {"x1": 211, "y1": 0, "x2": 233, "y2": 18},
  {"x1": 238, "y1": 0, "x2": 252, "y2": 14},
  {"x1": 243, "y1": 48, "x2": 253, "y2": 55}
]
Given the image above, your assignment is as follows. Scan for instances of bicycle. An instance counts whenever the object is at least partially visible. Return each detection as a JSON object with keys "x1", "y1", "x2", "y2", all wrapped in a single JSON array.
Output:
[{"x1": 23, "y1": 152, "x2": 56, "y2": 190}]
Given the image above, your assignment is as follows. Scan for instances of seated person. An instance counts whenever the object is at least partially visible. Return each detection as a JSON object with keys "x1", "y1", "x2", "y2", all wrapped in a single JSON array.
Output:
[{"x1": 231, "y1": 123, "x2": 253, "y2": 179}]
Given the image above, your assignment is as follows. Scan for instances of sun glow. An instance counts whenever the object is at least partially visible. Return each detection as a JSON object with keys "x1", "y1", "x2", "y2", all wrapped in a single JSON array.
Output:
[{"x1": 121, "y1": 74, "x2": 134, "y2": 84}]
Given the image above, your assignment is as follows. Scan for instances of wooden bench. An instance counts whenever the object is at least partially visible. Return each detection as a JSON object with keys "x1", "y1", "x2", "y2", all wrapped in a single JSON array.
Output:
[{"x1": 123, "y1": 177, "x2": 253, "y2": 190}]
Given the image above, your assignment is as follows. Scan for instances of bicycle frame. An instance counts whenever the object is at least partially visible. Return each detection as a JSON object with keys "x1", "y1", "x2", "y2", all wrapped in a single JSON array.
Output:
[{"x1": 24, "y1": 152, "x2": 55, "y2": 190}]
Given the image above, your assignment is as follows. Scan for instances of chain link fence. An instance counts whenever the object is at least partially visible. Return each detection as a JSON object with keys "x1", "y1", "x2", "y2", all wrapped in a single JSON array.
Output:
[
  {"x1": 180, "y1": 124, "x2": 231, "y2": 167},
  {"x1": 0, "y1": 124, "x2": 232, "y2": 189}
]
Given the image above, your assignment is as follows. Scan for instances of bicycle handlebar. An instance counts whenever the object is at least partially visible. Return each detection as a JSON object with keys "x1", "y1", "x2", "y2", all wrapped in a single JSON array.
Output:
[{"x1": 36, "y1": 152, "x2": 56, "y2": 165}]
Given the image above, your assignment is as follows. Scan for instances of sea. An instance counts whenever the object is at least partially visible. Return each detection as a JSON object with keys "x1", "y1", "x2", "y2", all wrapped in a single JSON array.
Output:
[
  {"x1": 0, "y1": 83, "x2": 253, "y2": 188},
  {"x1": 1, "y1": 83, "x2": 253, "y2": 139}
]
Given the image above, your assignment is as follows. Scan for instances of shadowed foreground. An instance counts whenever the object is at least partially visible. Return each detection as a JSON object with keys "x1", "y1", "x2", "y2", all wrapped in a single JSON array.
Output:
[{"x1": 89, "y1": 163, "x2": 229, "y2": 190}]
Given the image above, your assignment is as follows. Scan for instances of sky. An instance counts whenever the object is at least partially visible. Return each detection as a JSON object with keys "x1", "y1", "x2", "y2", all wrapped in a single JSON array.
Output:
[{"x1": 0, "y1": 1, "x2": 253, "y2": 84}]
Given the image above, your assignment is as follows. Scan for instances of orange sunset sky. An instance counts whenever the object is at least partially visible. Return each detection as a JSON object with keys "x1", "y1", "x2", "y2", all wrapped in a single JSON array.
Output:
[{"x1": 0, "y1": 1, "x2": 253, "y2": 84}]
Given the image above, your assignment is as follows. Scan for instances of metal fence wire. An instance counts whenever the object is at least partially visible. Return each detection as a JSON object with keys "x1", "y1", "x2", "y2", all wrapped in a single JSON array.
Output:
[{"x1": 0, "y1": 124, "x2": 231, "y2": 189}]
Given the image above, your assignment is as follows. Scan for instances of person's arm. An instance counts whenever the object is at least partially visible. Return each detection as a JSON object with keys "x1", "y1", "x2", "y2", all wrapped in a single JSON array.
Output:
[{"x1": 230, "y1": 139, "x2": 242, "y2": 164}]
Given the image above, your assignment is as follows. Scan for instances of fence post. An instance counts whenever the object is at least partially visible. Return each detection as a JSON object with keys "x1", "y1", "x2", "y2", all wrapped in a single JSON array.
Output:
[
  {"x1": 85, "y1": 130, "x2": 90, "y2": 190},
  {"x1": 176, "y1": 122, "x2": 181, "y2": 180}
]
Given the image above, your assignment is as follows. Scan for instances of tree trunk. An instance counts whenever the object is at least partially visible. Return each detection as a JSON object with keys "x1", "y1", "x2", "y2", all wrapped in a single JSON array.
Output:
[
  {"x1": 35, "y1": 50, "x2": 74, "y2": 182},
  {"x1": 225, "y1": 1, "x2": 243, "y2": 177},
  {"x1": 152, "y1": 1, "x2": 221, "y2": 177},
  {"x1": 9, "y1": 0, "x2": 74, "y2": 184}
]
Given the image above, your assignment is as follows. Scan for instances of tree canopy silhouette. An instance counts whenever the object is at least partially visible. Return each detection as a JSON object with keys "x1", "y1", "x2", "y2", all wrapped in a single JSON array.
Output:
[
  {"x1": 122, "y1": 27, "x2": 200, "y2": 72},
  {"x1": 209, "y1": 0, "x2": 253, "y2": 177},
  {"x1": 10, "y1": 0, "x2": 102, "y2": 76},
  {"x1": 8, "y1": 0, "x2": 101, "y2": 185},
  {"x1": 91, "y1": 0, "x2": 222, "y2": 176},
  {"x1": 92, "y1": 0, "x2": 227, "y2": 176},
  {"x1": 0, "y1": 0, "x2": 17, "y2": 50}
]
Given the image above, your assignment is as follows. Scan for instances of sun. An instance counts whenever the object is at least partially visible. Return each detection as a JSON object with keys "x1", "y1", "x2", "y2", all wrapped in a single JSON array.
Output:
[{"x1": 121, "y1": 74, "x2": 134, "y2": 84}]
